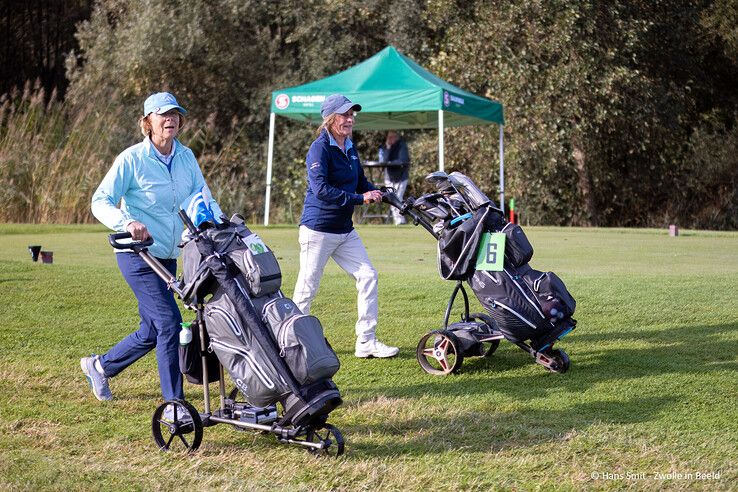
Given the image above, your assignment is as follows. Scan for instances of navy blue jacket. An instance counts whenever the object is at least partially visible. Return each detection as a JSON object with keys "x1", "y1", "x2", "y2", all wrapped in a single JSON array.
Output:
[{"x1": 300, "y1": 129, "x2": 376, "y2": 233}]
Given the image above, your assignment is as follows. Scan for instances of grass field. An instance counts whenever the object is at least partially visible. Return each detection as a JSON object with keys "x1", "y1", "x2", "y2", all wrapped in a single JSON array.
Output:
[{"x1": 0, "y1": 223, "x2": 736, "y2": 491}]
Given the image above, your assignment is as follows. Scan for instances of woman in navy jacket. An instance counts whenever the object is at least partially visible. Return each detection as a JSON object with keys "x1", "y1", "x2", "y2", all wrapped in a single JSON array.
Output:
[{"x1": 293, "y1": 94, "x2": 399, "y2": 359}]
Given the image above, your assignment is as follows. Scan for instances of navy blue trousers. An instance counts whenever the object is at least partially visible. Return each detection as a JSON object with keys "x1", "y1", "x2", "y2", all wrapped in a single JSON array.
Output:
[{"x1": 100, "y1": 252, "x2": 184, "y2": 400}]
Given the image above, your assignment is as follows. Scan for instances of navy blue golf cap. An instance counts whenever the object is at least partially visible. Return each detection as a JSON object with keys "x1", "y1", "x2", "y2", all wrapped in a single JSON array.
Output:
[{"x1": 320, "y1": 94, "x2": 361, "y2": 118}]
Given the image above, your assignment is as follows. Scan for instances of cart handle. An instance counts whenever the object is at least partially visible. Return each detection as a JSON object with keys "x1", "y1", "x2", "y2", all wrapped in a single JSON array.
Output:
[{"x1": 108, "y1": 232, "x2": 154, "y2": 251}]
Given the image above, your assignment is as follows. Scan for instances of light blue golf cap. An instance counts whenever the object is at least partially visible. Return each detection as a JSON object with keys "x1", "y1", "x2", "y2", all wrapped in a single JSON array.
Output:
[{"x1": 143, "y1": 92, "x2": 187, "y2": 117}]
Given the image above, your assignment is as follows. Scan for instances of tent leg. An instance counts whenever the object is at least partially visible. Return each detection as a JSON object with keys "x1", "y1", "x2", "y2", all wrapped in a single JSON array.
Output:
[
  {"x1": 499, "y1": 125, "x2": 505, "y2": 214},
  {"x1": 264, "y1": 112, "x2": 276, "y2": 226},
  {"x1": 438, "y1": 110, "x2": 445, "y2": 172}
]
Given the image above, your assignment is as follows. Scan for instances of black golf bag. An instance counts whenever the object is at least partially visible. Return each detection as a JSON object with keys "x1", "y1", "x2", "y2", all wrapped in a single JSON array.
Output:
[
  {"x1": 178, "y1": 215, "x2": 342, "y2": 426},
  {"x1": 386, "y1": 172, "x2": 577, "y2": 352}
]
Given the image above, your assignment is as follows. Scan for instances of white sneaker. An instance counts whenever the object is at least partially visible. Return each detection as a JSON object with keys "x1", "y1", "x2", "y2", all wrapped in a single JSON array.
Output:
[
  {"x1": 163, "y1": 403, "x2": 192, "y2": 423},
  {"x1": 355, "y1": 338, "x2": 399, "y2": 358}
]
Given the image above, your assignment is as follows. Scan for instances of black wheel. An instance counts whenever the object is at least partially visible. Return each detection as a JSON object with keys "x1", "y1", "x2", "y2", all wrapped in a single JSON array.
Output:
[
  {"x1": 470, "y1": 312, "x2": 500, "y2": 357},
  {"x1": 306, "y1": 424, "x2": 345, "y2": 457},
  {"x1": 548, "y1": 349, "x2": 571, "y2": 374},
  {"x1": 151, "y1": 399, "x2": 203, "y2": 452},
  {"x1": 416, "y1": 330, "x2": 464, "y2": 375}
]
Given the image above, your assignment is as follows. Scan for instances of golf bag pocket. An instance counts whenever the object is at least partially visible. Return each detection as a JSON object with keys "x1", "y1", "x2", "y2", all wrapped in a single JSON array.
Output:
[
  {"x1": 179, "y1": 319, "x2": 221, "y2": 385},
  {"x1": 262, "y1": 297, "x2": 302, "y2": 329},
  {"x1": 273, "y1": 315, "x2": 340, "y2": 385},
  {"x1": 501, "y1": 223, "x2": 534, "y2": 267},
  {"x1": 525, "y1": 270, "x2": 576, "y2": 318},
  {"x1": 230, "y1": 233, "x2": 282, "y2": 297},
  {"x1": 205, "y1": 292, "x2": 290, "y2": 406},
  {"x1": 209, "y1": 337, "x2": 287, "y2": 407}
]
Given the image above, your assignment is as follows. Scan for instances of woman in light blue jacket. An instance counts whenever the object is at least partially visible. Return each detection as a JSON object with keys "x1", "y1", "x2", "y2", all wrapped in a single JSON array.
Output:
[{"x1": 82, "y1": 92, "x2": 222, "y2": 403}]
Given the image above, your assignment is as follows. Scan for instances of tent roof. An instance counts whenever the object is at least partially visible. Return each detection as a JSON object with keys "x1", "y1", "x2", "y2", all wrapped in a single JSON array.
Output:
[{"x1": 270, "y1": 46, "x2": 504, "y2": 130}]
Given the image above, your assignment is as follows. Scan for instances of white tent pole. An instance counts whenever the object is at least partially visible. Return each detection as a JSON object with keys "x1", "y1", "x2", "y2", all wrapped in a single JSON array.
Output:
[
  {"x1": 438, "y1": 110, "x2": 445, "y2": 172},
  {"x1": 499, "y1": 125, "x2": 505, "y2": 214},
  {"x1": 264, "y1": 112, "x2": 276, "y2": 226}
]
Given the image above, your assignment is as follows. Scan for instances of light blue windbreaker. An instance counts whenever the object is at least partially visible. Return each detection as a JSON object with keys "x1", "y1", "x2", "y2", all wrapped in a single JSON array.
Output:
[{"x1": 91, "y1": 137, "x2": 223, "y2": 259}]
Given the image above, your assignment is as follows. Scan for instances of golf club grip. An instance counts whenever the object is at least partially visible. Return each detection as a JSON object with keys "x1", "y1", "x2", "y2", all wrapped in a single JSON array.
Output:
[
  {"x1": 179, "y1": 209, "x2": 198, "y2": 234},
  {"x1": 108, "y1": 232, "x2": 154, "y2": 249},
  {"x1": 407, "y1": 209, "x2": 438, "y2": 238}
]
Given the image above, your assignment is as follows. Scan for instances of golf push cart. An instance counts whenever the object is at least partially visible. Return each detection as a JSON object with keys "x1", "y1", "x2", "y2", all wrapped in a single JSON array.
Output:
[
  {"x1": 108, "y1": 210, "x2": 345, "y2": 456},
  {"x1": 380, "y1": 171, "x2": 576, "y2": 376}
]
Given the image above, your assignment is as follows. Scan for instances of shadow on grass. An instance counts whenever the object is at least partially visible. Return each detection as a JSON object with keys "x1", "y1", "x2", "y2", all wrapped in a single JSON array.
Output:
[
  {"x1": 341, "y1": 321, "x2": 736, "y2": 456},
  {"x1": 0, "y1": 278, "x2": 33, "y2": 283},
  {"x1": 348, "y1": 395, "x2": 679, "y2": 457},
  {"x1": 110, "y1": 322, "x2": 736, "y2": 457},
  {"x1": 377, "y1": 323, "x2": 734, "y2": 395}
]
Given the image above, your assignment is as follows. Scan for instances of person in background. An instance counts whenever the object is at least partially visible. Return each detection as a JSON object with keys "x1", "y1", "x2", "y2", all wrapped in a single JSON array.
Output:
[
  {"x1": 82, "y1": 91, "x2": 223, "y2": 405},
  {"x1": 293, "y1": 94, "x2": 399, "y2": 359},
  {"x1": 378, "y1": 130, "x2": 410, "y2": 225}
]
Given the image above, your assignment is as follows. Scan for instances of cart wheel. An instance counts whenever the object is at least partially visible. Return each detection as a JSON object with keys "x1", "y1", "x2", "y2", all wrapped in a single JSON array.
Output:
[
  {"x1": 416, "y1": 330, "x2": 464, "y2": 375},
  {"x1": 548, "y1": 349, "x2": 571, "y2": 374},
  {"x1": 306, "y1": 424, "x2": 345, "y2": 457},
  {"x1": 151, "y1": 399, "x2": 203, "y2": 452}
]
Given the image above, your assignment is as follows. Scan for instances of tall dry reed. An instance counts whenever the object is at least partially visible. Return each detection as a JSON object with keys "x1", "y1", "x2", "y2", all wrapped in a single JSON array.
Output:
[
  {"x1": 0, "y1": 82, "x2": 284, "y2": 225},
  {"x1": 0, "y1": 80, "x2": 124, "y2": 223}
]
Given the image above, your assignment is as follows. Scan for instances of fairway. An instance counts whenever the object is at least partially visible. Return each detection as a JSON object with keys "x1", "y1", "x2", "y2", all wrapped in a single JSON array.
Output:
[{"x1": 0, "y1": 224, "x2": 736, "y2": 490}]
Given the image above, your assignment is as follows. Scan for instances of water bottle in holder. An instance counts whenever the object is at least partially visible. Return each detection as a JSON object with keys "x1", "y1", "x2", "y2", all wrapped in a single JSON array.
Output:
[{"x1": 179, "y1": 322, "x2": 193, "y2": 346}]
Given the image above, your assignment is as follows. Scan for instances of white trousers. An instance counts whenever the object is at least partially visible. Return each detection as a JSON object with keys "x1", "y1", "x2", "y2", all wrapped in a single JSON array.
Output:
[
  {"x1": 383, "y1": 178, "x2": 408, "y2": 225},
  {"x1": 293, "y1": 226, "x2": 379, "y2": 342}
]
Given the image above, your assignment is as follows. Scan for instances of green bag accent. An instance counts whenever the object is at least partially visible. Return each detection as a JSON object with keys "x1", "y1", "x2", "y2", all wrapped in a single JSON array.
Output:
[{"x1": 475, "y1": 232, "x2": 506, "y2": 271}]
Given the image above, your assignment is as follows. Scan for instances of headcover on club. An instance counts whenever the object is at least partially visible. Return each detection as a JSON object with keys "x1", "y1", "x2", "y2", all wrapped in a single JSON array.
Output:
[{"x1": 181, "y1": 185, "x2": 219, "y2": 230}]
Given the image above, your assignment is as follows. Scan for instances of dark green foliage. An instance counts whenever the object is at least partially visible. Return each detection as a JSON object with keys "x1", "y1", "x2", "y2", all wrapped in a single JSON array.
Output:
[
  {"x1": 0, "y1": 1, "x2": 93, "y2": 98},
  {"x1": 0, "y1": 0, "x2": 735, "y2": 228}
]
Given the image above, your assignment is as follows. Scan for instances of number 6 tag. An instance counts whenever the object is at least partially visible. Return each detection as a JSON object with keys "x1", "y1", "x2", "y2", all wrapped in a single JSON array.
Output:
[{"x1": 475, "y1": 232, "x2": 506, "y2": 271}]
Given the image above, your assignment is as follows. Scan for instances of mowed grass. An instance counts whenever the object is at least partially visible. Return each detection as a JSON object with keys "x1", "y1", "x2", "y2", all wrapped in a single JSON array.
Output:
[{"x1": 0, "y1": 223, "x2": 736, "y2": 491}]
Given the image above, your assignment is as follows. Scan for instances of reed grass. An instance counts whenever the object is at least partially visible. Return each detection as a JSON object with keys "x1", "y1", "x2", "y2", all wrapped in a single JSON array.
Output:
[
  {"x1": 0, "y1": 81, "x2": 123, "y2": 223},
  {"x1": 0, "y1": 81, "x2": 271, "y2": 225}
]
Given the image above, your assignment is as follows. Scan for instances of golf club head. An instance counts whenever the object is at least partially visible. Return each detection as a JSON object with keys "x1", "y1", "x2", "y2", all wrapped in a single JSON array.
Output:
[
  {"x1": 447, "y1": 174, "x2": 464, "y2": 187},
  {"x1": 425, "y1": 171, "x2": 449, "y2": 185},
  {"x1": 425, "y1": 172, "x2": 456, "y2": 194},
  {"x1": 448, "y1": 172, "x2": 492, "y2": 209}
]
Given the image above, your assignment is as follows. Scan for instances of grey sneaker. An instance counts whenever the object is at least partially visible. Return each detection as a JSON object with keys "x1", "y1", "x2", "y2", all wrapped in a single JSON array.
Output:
[
  {"x1": 81, "y1": 355, "x2": 112, "y2": 401},
  {"x1": 355, "y1": 338, "x2": 400, "y2": 358}
]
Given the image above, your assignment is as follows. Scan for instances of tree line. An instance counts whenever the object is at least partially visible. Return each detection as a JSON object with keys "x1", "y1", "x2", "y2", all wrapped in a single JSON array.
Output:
[{"x1": 1, "y1": 0, "x2": 736, "y2": 228}]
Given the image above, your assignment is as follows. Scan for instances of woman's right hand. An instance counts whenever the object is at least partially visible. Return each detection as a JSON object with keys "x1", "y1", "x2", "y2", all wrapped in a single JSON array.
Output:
[
  {"x1": 363, "y1": 190, "x2": 383, "y2": 204},
  {"x1": 126, "y1": 221, "x2": 151, "y2": 241}
]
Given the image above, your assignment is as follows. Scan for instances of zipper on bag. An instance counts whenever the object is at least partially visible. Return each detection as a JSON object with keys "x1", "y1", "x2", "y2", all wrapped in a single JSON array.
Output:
[
  {"x1": 489, "y1": 299, "x2": 538, "y2": 329},
  {"x1": 209, "y1": 338, "x2": 275, "y2": 389},
  {"x1": 208, "y1": 306, "x2": 243, "y2": 337},
  {"x1": 502, "y1": 268, "x2": 545, "y2": 319}
]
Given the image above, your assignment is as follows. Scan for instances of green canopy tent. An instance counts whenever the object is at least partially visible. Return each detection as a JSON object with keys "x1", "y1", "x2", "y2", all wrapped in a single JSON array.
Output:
[{"x1": 264, "y1": 46, "x2": 505, "y2": 225}]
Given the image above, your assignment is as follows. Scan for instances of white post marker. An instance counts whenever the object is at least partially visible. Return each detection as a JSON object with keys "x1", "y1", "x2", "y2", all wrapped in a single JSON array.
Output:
[
  {"x1": 499, "y1": 125, "x2": 505, "y2": 214},
  {"x1": 438, "y1": 109, "x2": 445, "y2": 172},
  {"x1": 264, "y1": 112, "x2": 276, "y2": 226}
]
